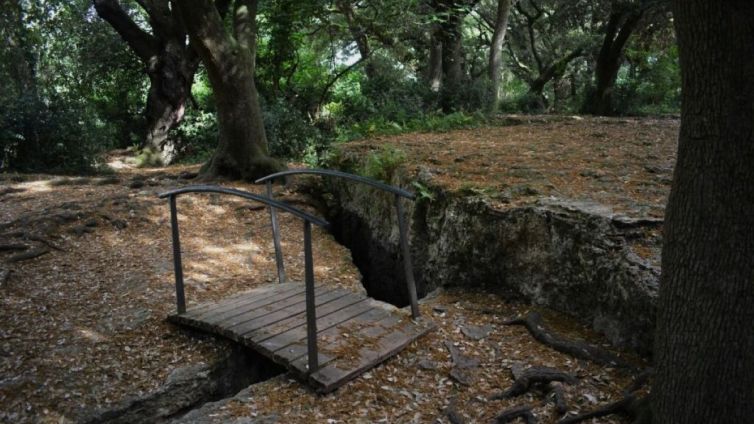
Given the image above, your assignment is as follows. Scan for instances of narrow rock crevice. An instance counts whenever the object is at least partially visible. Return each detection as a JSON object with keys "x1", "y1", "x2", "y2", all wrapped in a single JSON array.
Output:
[{"x1": 81, "y1": 344, "x2": 283, "y2": 423}]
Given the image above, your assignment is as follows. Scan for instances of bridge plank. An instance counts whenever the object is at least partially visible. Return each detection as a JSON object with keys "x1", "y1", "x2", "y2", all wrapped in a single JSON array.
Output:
[
  {"x1": 182, "y1": 283, "x2": 302, "y2": 320},
  {"x1": 168, "y1": 284, "x2": 434, "y2": 394},
  {"x1": 203, "y1": 286, "x2": 336, "y2": 328}
]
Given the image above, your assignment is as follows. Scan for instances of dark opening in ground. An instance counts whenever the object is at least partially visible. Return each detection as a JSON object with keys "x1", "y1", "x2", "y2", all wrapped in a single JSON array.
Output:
[{"x1": 82, "y1": 341, "x2": 283, "y2": 424}]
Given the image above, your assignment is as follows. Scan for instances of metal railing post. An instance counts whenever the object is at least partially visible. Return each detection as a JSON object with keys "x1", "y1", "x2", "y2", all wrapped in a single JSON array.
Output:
[
  {"x1": 169, "y1": 195, "x2": 186, "y2": 314},
  {"x1": 267, "y1": 181, "x2": 286, "y2": 284},
  {"x1": 395, "y1": 194, "x2": 420, "y2": 319},
  {"x1": 303, "y1": 220, "x2": 319, "y2": 373}
]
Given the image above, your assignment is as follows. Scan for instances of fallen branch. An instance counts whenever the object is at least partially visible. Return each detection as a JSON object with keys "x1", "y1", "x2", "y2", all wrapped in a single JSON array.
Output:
[
  {"x1": 491, "y1": 366, "x2": 577, "y2": 400},
  {"x1": 503, "y1": 312, "x2": 633, "y2": 368},
  {"x1": 7, "y1": 248, "x2": 50, "y2": 263},
  {"x1": 495, "y1": 405, "x2": 537, "y2": 424}
]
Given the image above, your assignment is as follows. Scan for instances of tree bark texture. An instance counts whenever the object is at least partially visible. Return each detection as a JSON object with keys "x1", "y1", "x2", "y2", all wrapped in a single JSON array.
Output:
[
  {"x1": 175, "y1": 0, "x2": 283, "y2": 180},
  {"x1": 93, "y1": 0, "x2": 199, "y2": 164},
  {"x1": 584, "y1": 4, "x2": 643, "y2": 116},
  {"x1": 653, "y1": 1, "x2": 754, "y2": 423},
  {"x1": 488, "y1": 0, "x2": 514, "y2": 110}
]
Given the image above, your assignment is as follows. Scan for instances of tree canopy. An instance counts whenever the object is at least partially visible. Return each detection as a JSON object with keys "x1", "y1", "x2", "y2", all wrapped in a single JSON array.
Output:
[{"x1": 0, "y1": 0, "x2": 679, "y2": 173}]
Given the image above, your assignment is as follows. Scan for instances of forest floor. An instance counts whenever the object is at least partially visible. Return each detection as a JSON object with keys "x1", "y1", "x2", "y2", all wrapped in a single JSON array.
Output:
[{"x1": 0, "y1": 116, "x2": 675, "y2": 423}]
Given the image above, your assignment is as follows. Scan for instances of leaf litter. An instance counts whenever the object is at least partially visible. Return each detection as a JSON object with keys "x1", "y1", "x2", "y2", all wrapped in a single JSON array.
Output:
[{"x1": 0, "y1": 116, "x2": 672, "y2": 423}]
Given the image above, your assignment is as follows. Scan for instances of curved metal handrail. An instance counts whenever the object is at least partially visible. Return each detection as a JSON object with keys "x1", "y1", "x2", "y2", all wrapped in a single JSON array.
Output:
[
  {"x1": 255, "y1": 168, "x2": 415, "y2": 200},
  {"x1": 158, "y1": 185, "x2": 329, "y2": 228}
]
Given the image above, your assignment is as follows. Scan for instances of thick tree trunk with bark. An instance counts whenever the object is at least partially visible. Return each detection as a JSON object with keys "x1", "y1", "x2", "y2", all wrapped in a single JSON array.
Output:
[
  {"x1": 653, "y1": 1, "x2": 754, "y2": 423},
  {"x1": 143, "y1": 43, "x2": 199, "y2": 164},
  {"x1": 93, "y1": 0, "x2": 199, "y2": 165},
  {"x1": 583, "y1": 5, "x2": 643, "y2": 116},
  {"x1": 488, "y1": 0, "x2": 514, "y2": 111},
  {"x1": 176, "y1": 0, "x2": 283, "y2": 180}
]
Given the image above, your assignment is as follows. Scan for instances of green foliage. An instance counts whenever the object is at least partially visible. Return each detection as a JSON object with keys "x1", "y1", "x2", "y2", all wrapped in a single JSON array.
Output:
[
  {"x1": 412, "y1": 181, "x2": 435, "y2": 201},
  {"x1": 614, "y1": 44, "x2": 681, "y2": 115},
  {"x1": 360, "y1": 145, "x2": 407, "y2": 183},
  {"x1": 263, "y1": 98, "x2": 325, "y2": 159},
  {"x1": 172, "y1": 109, "x2": 217, "y2": 164},
  {"x1": 0, "y1": 0, "x2": 145, "y2": 173}
]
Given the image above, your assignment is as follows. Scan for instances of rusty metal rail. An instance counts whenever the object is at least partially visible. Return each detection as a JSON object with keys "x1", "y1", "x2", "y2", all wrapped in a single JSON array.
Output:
[
  {"x1": 256, "y1": 169, "x2": 420, "y2": 319},
  {"x1": 158, "y1": 185, "x2": 327, "y2": 373}
]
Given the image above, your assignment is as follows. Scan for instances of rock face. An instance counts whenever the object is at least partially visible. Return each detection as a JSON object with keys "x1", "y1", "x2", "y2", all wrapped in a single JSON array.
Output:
[{"x1": 324, "y1": 178, "x2": 660, "y2": 355}]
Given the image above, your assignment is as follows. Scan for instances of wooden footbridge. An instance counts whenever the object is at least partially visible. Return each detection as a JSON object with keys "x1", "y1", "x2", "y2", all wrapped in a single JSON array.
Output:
[{"x1": 159, "y1": 170, "x2": 434, "y2": 393}]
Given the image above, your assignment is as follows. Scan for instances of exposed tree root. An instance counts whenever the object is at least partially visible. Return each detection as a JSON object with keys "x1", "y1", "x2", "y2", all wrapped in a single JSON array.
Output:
[
  {"x1": 0, "y1": 243, "x2": 29, "y2": 252},
  {"x1": 557, "y1": 369, "x2": 653, "y2": 424},
  {"x1": 494, "y1": 405, "x2": 537, "y2": 424},
  {"x1": 7, "y1": 248, "x2": 50, "y2": 263},
  {"x1": 28, "y1": 235, "x2": 64, "y2": 251},
  {"x1": 548, "y1": 382, "x2": 568, "y2": 414},
  {"x1": 503, "y1": 312, "x2": 633, "y2": 368},
  {"x1": 557, "y1": 393, "x2": 650, "y2": 424},
  {"x1": 490, "y1": 366, "x2": 578, "y2": 400}
]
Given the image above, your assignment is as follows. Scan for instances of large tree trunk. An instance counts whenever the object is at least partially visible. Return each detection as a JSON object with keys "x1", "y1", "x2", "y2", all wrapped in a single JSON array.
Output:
[
  {"x1": 93, "y1": 0, "x2": 199, "y2": 165},
  {"x1": 488, "y1": 0, "x2": 514, "y2": 111},
  {"x1": 176, "y1": 0, "x2": 283, "y2": 180},
  {"x1": 144, "y1": 41, "x2": 199, "y2": 164},
  {"x1": 653, "y1": 1, "x2": 754, "y2": 423},
  {"x1": 583, "y1": 5, "x2": 643, "y2": 116}
]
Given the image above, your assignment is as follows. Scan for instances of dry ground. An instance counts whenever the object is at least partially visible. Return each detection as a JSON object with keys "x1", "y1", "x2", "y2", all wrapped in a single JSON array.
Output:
[{"x1": 0, "y1": 116, "x2": 672, "y2": 423}]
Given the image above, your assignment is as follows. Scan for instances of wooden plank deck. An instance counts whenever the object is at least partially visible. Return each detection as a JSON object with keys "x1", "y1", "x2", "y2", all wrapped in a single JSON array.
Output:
[{"x1": 168, "y1": 283, "x2": 435, "y2": 393}]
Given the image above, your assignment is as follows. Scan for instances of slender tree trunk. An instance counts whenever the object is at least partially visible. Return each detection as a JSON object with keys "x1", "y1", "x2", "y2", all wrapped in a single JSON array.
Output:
[
  {"x1": 584, "y1": 6, "x2": 643, "y2": 116},
  {"x1": 427, "y1": 24, "x2": 443, "y2": 92},
  {"x1": 653, "y1": 1, "x2": 754, "y2": 423},
  {"x1": 336, "y1": 0, "x2": 375, "y2": 78},
  {"x1": 488, "y1": 0, "x2": 514, "y2": 111},
  {"x1": 176, "y1": 0, "x2": 283, "y2": 180}
]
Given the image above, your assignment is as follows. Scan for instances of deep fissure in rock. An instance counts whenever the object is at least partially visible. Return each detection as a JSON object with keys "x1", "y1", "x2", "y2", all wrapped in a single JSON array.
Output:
[
  {"x1": 328, "y1": 206, "x2": 427, "y2": 308},
  {"x1": 82, "y1": 342, "x2": 283, "y2": 424}
]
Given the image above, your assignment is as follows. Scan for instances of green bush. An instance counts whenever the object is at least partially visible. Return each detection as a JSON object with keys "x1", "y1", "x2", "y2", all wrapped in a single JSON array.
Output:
[{"x1": 172, "y1": 109, "x2": 218, "y2": 164}]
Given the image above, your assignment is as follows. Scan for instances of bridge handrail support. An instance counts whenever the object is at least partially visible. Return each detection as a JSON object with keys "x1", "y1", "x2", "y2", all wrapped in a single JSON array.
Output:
[
  {"x1": 256, "y1": 169, "x2": 420, "y2": 319},
  {"x1": 159, "y1": 185, "x2": 325, "y2": 374}
]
